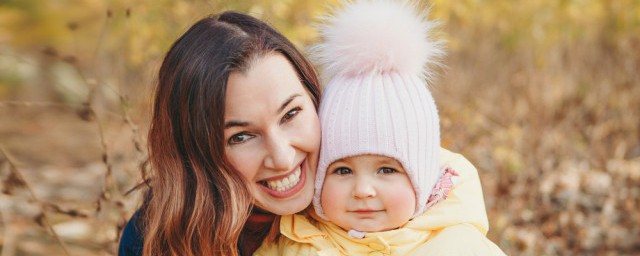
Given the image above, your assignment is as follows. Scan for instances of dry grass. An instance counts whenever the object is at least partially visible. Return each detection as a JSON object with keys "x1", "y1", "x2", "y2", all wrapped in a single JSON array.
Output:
[{"x1": 437, "y1": 25, "x2": 640, "y2": 255}]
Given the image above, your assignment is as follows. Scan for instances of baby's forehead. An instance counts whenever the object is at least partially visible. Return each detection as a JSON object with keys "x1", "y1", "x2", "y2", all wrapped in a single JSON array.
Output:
[{"x1": 330, "y1": 154, "x2": 405, "y2": 168}]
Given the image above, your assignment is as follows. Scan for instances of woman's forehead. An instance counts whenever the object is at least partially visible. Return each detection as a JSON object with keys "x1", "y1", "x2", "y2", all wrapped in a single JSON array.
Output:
[{"x1": 224, "y1": 53, "x2": 306, "y2": 121}]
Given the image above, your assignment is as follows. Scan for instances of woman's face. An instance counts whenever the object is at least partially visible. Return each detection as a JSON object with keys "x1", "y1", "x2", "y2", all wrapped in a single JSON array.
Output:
[{"x1": 224, "y1": 53, "x2": 320, "y2": 215}]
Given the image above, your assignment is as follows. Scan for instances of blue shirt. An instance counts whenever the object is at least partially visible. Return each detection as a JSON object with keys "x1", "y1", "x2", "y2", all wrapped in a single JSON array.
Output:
[
  {"x1": 117, "y1": 209, "x2": 271, "y2": 256},
  {"x1": 119, "y1": 211, "x2": 143, "y2": 256}
]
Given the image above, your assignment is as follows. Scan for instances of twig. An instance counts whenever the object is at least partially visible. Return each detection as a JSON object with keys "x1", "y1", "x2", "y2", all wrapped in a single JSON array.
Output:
[
  {"x1": 90, "y1": 9, "x2": 111, "y2": 69},
  {"x1": 1, "y1": 201, "x2": 17, "y2": 256},
  {"x1": 117, "y1": 7, "x2": 147, "y2": 167},
  {"x1": 94, "y1": 111, "x2": 118, "y2": 205},
  {"x1": 0, "y1": 100, "x2": 125, "y2": 119},
  {"x1": 0, "y1": 101, "x2": 73, "y2": 108},
  {"x1": 60, "y1": 13, "x2": 127, "y2": 246},
  {"x1": 0, "y1": 146, "x2": 71, "y2": 256},
  {"x1": 118, "y1": 95, "x2": 147, "y2": 163}
]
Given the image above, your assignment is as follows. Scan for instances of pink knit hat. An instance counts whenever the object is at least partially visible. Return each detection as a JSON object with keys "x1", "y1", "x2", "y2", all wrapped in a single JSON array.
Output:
[{"x1": 312, "y1": 0, "x2": 445, "y2": 219}]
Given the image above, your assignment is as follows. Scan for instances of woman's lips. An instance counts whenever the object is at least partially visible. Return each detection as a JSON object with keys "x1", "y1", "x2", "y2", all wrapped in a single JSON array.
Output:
[{"x1": 258, "y1": 160, "x2": 307, "y2": 199}]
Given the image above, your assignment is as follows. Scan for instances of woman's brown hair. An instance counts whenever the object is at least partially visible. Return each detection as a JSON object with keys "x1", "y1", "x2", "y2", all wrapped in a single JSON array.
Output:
[{"x1": 142, "y1": 12, "x2": 320, "y2": 256}]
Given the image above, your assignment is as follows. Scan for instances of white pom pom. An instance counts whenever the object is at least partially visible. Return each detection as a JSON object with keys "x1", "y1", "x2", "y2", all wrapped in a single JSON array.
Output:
[{"x1": 312, "y1": 0, "x2": 444, "y2": 81}]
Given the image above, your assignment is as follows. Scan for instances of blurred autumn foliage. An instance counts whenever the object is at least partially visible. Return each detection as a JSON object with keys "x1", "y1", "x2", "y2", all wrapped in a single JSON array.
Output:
[{"x1": 0, "y1": 0, "x2": 639, "y2": 255}]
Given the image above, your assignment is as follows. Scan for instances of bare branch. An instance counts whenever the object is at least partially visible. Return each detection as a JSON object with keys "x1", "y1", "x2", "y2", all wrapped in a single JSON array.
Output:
[{"x1": 0, "y1": 146, "x2": 71, "y2": 256}]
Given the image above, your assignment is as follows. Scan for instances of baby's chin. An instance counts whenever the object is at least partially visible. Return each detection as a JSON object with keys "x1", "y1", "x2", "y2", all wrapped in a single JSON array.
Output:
[
  {"x1": 328, "y1": 215, "x2": 412, "y2": 233},
  {"x1": 340, "y1": 224, "x2": 396, "y2": 233}
]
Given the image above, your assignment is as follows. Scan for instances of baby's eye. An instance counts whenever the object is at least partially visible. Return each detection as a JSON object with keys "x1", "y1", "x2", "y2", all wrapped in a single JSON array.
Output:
[
  {"x1": 333, "y1": 167, "x2": 352, "y2": 175},
  {"x1": 228, "y1": 133, "x2": 254, "y2": 145},
  {"x1": 378, "y1": 167, "x2": 397, "y2": 174}
]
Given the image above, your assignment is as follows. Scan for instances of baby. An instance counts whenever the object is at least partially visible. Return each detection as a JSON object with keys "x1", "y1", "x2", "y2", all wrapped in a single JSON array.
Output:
[{"x1": 255, "y1": 1, "x2": 506, "y2": 255}]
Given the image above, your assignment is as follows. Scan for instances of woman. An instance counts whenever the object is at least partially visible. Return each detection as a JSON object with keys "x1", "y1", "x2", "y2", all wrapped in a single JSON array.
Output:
[{"x1": 119, "y1": 11, "x2": 321, "y2": 256}]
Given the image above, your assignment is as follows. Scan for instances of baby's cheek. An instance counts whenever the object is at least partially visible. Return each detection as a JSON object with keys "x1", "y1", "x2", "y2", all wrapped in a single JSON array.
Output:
[
  {"x1": 387, "y1": 185, "x2": 417, "y2": 217},
  {"x1": 320, "y1": 182, "x2": 344, "y2": 217}
]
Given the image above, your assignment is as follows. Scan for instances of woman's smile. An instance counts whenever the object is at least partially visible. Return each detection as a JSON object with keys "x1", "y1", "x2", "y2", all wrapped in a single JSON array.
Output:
[{"x1": 258, "y1": 159, "x2": 306, "y2": 198}]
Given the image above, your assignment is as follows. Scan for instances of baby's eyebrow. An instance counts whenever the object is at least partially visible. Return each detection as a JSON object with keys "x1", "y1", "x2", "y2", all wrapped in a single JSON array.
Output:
[{"x1": 377, "y1": 158, "x2": 400, "y2": 166}]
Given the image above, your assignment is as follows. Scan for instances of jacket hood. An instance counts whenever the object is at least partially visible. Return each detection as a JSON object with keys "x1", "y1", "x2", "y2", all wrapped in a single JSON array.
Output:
[
  {"x1": 404, "y1": 148, "x2": 490, "y2": 234},
  {"x1": 281, "y1": 148, "x2": 490, "y2": 241}
]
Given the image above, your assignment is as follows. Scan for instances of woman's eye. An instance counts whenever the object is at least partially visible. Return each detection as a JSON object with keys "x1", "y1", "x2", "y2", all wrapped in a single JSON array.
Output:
[
  {"x1": 228, "y1": 133, "x2": 254, "y2": 145},
  {"x1": 281, "y1": 107, "x2": 301, "y2": 123},
  {"x1": 333, "y1": 167, "x2": 352, "y2": 175},
  {"x1": 379, "y1": 167, "x2": 397, "y2": 174}
]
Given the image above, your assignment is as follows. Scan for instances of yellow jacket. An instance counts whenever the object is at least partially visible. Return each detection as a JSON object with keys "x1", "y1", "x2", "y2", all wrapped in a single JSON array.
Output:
[{"x1": 254, "y1": 148, "x2": 506, "y2": 256}]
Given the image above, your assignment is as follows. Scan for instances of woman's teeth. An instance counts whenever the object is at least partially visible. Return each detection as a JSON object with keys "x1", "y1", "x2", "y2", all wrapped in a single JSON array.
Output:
[{"x1": 265, "y1": 166, "x2": 301, "y2": 191}]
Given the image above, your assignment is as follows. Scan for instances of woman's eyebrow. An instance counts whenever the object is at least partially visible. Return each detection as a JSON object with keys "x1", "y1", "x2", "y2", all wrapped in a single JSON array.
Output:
[
  {"x1": 277, "y1": 94, "x2": 301, "y2": 114},
  {"x1": 224, "y1": 93, "x2": 302, "y2": 129},
  {"x1": 224, "y1": 120, "x2": 249, "y2": 129}
]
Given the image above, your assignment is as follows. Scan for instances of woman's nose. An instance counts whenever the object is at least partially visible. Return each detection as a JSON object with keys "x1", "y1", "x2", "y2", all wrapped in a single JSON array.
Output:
[
  {"x1": 263, "y1": 134, "x2": 295, "y2": 171},
  {"x1": 352, "y1": 177, "x2": 376, "y2": 198}
]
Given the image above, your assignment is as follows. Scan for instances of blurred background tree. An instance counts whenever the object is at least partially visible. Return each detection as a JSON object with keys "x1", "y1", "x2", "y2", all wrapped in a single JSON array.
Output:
[{"x1": 0, "y1": 0, "x2": 638, "y2": 255}]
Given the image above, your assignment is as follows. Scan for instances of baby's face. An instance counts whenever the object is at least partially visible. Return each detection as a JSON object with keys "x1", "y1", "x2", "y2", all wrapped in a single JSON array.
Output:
[{"x1": 320, "y1": 155, "x2": 416, "y2": 232}]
